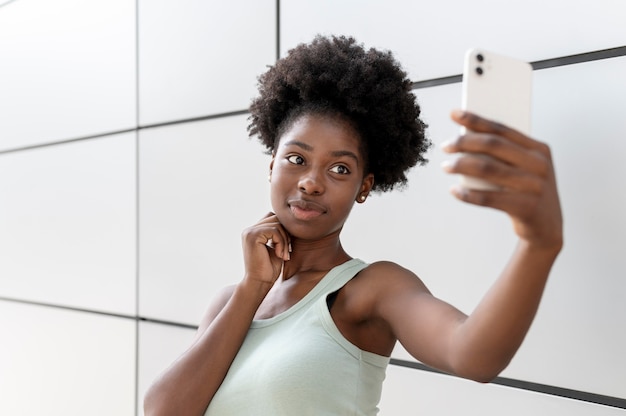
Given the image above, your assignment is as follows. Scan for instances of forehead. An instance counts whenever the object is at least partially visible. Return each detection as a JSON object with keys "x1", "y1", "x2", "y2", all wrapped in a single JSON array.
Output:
[{"x1": 276, "y1": 113, "x2": 363, "y2": 154}]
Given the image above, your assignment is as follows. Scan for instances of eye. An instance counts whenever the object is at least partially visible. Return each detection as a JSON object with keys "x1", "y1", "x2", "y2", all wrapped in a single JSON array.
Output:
[
  {"x1": 329, "y1": 165, "x2": 350, "y2": 175},
  {"x1": 286, "y1": 154, "x2": 305, "y2": 165}
]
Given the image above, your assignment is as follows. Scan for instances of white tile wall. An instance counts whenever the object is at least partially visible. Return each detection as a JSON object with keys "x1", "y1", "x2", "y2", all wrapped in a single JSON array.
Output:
[
  {"x1": 380, "y1": 365, "x2": 626, "y2": 415},
  {"x1": 281, "y1": 0, "x2": 626, "y2": 81},
  {"x1": 3, "y1": 0, "x2": 625, "y2": 414},
  {"x1": 0, "y1": 301, "x2": 136, "y2": 416},
  {"x1": 503, "y1": 56, "x2": 626, "y2": 398},
  {"x1": 138, "y1": 0, "x2": 276, "y2": 125},
  {"x1": 0, "y1": 0, "x2": 136, "y2": 151},
  {"x1": 137, "y1": 322, "x2": 196, "y2": 416},
  {"x1": 139, "y1": 115, "x2": 271, "y2": 325},
  {"x1": 0, "y1": 133, "x2": 136, "y2": 315},
  {"x1": 345, "y1": 57, "x2": 626, "y2": 398}
]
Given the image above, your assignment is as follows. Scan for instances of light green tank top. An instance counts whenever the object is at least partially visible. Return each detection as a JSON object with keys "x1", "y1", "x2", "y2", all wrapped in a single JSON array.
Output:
[{"x1": 205, "y1": 258, "x2": 390, "y2": 415}]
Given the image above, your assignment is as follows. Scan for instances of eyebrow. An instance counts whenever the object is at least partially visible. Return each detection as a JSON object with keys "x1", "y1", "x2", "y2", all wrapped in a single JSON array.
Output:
[{"x1": 283, "y1": 140, "x2": 360, "y2": 165}]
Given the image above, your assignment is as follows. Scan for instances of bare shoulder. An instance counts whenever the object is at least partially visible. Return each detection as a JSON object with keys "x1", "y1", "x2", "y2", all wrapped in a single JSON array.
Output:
[
  {"x1": 342, "y1": 260, "x2": 432, "y2": 319},
  {"x1": 358, "y1": 260, "x2": 430, "y2": 293}
]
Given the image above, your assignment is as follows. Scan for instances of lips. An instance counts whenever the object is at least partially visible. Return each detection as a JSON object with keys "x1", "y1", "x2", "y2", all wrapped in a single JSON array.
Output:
[{"x1": 288, "y1": 199, "x2": 327, "y2": 221}]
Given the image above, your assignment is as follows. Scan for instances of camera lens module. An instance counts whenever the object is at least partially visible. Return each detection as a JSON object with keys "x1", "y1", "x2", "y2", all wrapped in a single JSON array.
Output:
[
  {"x1": 476, "y1": 53, "x2": 484, "y2": 62},
  {"x1": 475, "y1": 67, "x2": 483, "y2": 75}
]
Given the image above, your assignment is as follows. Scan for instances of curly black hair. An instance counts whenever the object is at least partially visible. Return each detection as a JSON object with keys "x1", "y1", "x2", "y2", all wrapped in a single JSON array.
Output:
[{"x1": 248, "y1": 35, "x2": 430, "y2": 192}]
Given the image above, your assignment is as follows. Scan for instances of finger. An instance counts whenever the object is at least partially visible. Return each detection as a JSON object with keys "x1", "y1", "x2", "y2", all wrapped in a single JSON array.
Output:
[
  {"x1": 254, "y1": 214, "x2": 291, "y2": 260},
  {"x1": 449, "y1": 185, "x2": 541, "y2": 217},
  {"x1": 443, "y1": 153, "x2": 544, "y2": 193},
  {"x1": 450, "y1": 110, "x2": 546, "y2": 152},
  {"x1": 450, "y1": 184, "x2": 563, "y2": 247},
  {"x1": 257, "y1": 211, "x2": 277, "y2": 222},
  {"x1": 244, "y1": 225, "x2": 290, "y2": 262},
  {"x1": 442, "y1": 132, "x2": 550, "y2": 178},
  {"x1": 261, "y1": 228, "x2": 290, "y2": 261}
]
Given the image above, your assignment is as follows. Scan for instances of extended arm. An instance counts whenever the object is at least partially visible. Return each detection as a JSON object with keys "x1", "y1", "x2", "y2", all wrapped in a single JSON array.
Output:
[{"x1": 380, "y1": 111, "x2": 562, "y2": 382}]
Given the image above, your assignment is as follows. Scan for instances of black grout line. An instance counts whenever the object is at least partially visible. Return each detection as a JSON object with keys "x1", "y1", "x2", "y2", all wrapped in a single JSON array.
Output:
[
  {"x1": 134, "y1": 1, "x2": 141, "y2": 415},
  {"x1": 0, "y1": 296, "x2": 197, "y2": 331},
  {"x1": 0, "y1": 110, "x2": 250, "y2": 155},
  {"x1": 0, "y1": 296, "x2": 138, "y2": 321},
  {"x1": 390, "y1": 358, "x2": 626, "y2": 410},
  {"x1": 0, "y1": 127, "x2": 138, "y2": 155},
  {"x1": 531, "y1": 45, "x2": 626, "y2": 70},
  {"x1": 412, "y1": 74, "x2": 463, "y2": 89},
  {"x1": 137, "y1": 109, "x2": 250, "y2": 131},
  {"x1": 276, "y1": 0, "x2": 280, "y2": 61},
  {"x1": 138, "y1": 316, "x2": 199, "y2": 331},
  {"x1": 0, "y1": 295, "x2": 198, "y2": 330},
  {"x1": 134, "y1": 318, "x2": 140, "y2": 416},
  {"x1": 2, "y1": 294, "x2": 625, "y2": 409},
  {"x1": 2, "y1": 46, "x2": 625, "y2": 156},
  {"x1": 0, "y1": 0, "x2": 19, "y2": 10},
  {"x1": 3, "y1": 39, "x2": 626, "y2": 410},
  {"x1": 411, "y1": 45, "x2": 626, "y2": 90}
]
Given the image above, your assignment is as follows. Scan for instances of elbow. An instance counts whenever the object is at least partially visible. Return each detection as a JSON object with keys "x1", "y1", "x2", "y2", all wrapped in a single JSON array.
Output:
[
  {"x1": 143, "y1": 384, "x2": 209, "y2": 416},
  {"x1": 142, "y1": 389, "x2": 159, "y2": 416},
  {"x1": 451, "y1": 355, "x2": 511, "y2": 384},
  {"x1": 455, "y1": 365, "x2": 504, "y2": 384},
  {"x1": 466, "y1": 370, "x2": 500, "y2": 384},
  {"x1": 143, "y1": 385, "x2": 171, "y2": 416}
]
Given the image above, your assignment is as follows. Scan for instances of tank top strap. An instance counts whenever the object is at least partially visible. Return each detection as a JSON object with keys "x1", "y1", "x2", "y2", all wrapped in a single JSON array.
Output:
[{"x1": 320, "y1": 258, "x2": 369, "y2": 296}]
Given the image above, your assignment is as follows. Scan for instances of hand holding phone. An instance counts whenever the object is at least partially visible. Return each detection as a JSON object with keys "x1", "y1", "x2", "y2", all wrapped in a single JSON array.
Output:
[
  {"x1": 445, "y1": 51, "x2": 561, "y2": 248},
  {"x1": 460, "y1": 48, "x2": 533, "y2": 190}
]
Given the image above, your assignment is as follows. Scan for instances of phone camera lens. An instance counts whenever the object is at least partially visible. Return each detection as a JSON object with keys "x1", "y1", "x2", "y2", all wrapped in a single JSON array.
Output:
[
  {"x1": 476, "y1": 53, "x2": 484, "y2": 62},
  {"x1": 475, "y1": 67, "x2": 483, "y2": 75}
]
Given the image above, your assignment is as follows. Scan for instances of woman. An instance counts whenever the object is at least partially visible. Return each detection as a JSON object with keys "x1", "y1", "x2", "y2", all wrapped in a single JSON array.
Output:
[{"x1": 144, "y1": 35, "x2": 562, "y2": 415}]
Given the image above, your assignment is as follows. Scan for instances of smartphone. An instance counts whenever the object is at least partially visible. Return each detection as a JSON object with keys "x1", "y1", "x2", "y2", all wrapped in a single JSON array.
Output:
[{"x1": 460, "y1": 48, "x2": 533, "y2": 190}]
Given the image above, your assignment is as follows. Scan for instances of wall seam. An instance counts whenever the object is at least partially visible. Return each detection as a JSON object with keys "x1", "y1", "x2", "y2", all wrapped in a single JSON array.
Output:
[
  {"x1": 2, "y1": 46, "x2": 624, "y2": 156},
  {"x1": 276, "y1": 0, "x2": 280, "y2": 61},
  {"x1": 1, "y1": 295, "x2": 623, "y2": 410},
  {"x1": 391, "y1": 358, "x2": 626, "y2": 410},
  {"x1": 3, "y1": 38, "x2": 625, "y2": 411},
  {"x1": 134, "y1": 0, "x2": 141, "y2": 414}
]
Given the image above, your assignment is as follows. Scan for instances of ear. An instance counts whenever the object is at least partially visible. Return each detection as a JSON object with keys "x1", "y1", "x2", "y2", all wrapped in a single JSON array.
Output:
[
  {"x1": 268, "y1": 158, "x2": 275, "y2": 182},
  {"x1": 356, "y1": 173, "x2": 374, "y2": 203}
]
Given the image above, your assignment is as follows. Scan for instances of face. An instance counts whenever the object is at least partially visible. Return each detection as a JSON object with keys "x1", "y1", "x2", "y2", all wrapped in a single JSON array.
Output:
[{"x1": 269, "y1": 113, "x2": 374, "y2": 241}]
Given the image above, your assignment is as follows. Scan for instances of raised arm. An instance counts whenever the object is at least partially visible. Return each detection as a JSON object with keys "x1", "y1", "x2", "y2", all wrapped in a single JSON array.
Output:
[
  {"x1": 378, "y1": 110, "x2": 563, "y2": 382},
  {"x1": 143, "y1": 213, "x2": 290, "y2": 416}
]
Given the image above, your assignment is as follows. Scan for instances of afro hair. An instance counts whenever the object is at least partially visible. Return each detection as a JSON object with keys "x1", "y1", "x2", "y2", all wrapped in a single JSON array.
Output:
[{"x1": 248, "y1": 35, "x2": 430, "y2": 192}]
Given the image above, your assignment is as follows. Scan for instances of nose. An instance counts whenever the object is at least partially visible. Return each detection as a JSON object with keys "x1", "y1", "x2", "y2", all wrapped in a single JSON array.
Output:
[{"x1": 298, "y1": 169, "x2": 324, "y2": 195}]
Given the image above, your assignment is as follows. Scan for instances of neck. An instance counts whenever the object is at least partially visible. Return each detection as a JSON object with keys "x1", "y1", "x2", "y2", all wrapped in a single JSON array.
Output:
[{"x1": 281, "y1": 232, "x2": 351, "y2": 279}]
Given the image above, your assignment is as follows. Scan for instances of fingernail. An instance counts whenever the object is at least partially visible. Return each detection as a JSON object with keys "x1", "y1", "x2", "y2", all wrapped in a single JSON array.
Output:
[
  {"x1": 441, "y1": 137, "x2": 459, "y2": 152},
  {"x1": 450, "y1": 185, "x2": 469, "y2": 198},
  {"x1": 451, "y1": 109, "x2": 465, "y2": 118},
  {"x1": 441, "y1": 160, "x2": 454, "y2": 171}
]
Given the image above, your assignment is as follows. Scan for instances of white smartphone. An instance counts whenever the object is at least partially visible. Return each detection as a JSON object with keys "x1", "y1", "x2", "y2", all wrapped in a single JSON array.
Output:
[{"x1": 460, "y1": 48, "x2": 533, "y2": 190}]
